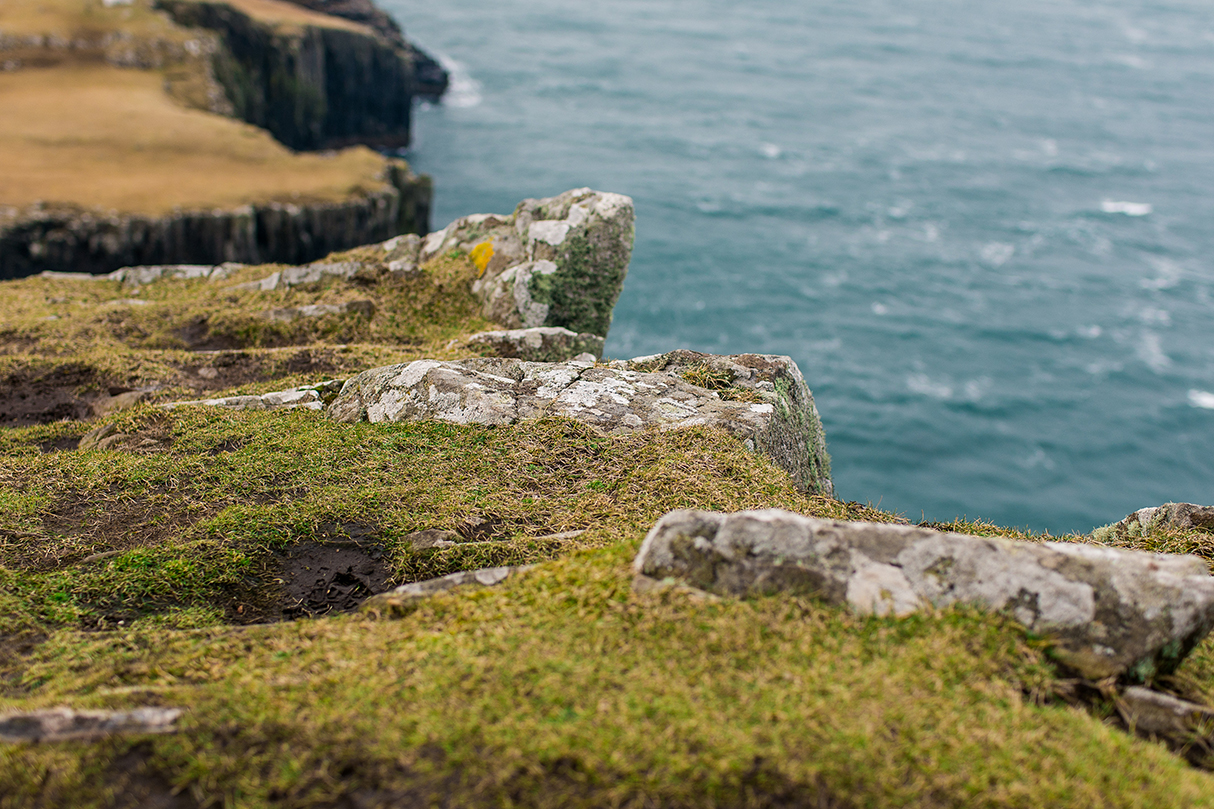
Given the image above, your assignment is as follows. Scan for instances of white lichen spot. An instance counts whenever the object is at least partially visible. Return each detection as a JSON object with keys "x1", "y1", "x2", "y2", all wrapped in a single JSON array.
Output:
[
  {"x1": 846, "y1": 559, "x2": 922, "y2": 617},
  {"x1": 528, "y1": 220, "x2": 571, "y2": 246}
]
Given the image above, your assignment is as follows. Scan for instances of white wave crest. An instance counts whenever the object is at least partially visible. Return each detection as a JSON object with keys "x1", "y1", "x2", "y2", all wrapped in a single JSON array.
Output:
[
  {"x1": 1189, "y1": 390, "x2": 1214, "y2": 410},
  {"x1": 1101, "y1": 200, "x2": 1152, "y2": 216},
  {"x1": 436, "y1": 54, "x2": 482, "y2": 109},
  {"x1": 907, "y1": 373, "x2": 952, "y2": 400}
]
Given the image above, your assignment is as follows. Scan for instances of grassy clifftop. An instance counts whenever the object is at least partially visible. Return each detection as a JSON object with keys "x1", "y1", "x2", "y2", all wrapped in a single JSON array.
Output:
[{"x1": 2, "y1": 241, "x2": 1214, "y2": 806}]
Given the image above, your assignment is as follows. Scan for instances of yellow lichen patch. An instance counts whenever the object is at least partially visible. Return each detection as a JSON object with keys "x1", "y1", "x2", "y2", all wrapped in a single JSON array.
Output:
[{"x1": 470, "y1": 242, "x2": 496, "y2": 277}]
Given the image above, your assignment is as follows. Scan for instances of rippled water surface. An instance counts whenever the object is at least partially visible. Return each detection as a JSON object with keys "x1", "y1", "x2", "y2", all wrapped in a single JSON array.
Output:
[{"x1": 385, "y1": 0, "x2": 1214, "y2": 533}]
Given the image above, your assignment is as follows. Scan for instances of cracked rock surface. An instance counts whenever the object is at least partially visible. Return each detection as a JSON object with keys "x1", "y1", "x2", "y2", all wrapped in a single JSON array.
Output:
[
  {"x1": 633, "y1": 508, "x2": 1214, "y2": 681},
  {"x1": 328, "y1": 350, "x2": 832, "y2": 495},
  {"x1": 448, "y1": 326, "x2": 604, "y2": 363}
]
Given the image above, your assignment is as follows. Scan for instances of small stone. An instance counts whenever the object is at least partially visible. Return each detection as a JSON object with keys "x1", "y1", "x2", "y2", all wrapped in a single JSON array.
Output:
[
  {"x1": 0, "y1": 707, "x2": 182, "y2": 743},
  {"x1": 1095, "y1": 503, "x2": 1214, "y2": 540},
  {"x1": 78, "y1": 423, "x2": 118, "y2": 451},
  {"x1": 90, "y1": 390, "x2": 148, "y2": 417},
  {"x1": 160, "y1": 384, "x2": 329, "y2": 412},
  {"x1": 1118, "y1": 686, "x2": 1214, "y2": 739},
  {"x1": 405, "y1": 529, "x2": 460, "y2": 551},
  {"x1": 449, "y1": 326, "x2": 605, "y2": 363},
  {"x1": 362, "y1": 565, "x2": 534, "y2": 618}
]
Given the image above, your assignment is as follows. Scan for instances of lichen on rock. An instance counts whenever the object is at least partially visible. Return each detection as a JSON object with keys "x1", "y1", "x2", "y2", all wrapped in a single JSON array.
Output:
[
  {"x1": 634, "y1": 508, "x2": 1214, "y2": 681},
  {"x1": 328, "y1": 350, "x2": 833, "y2": 496},
  {"x1": 419, "y1": 188, "x2": 636, "y2": 337}
]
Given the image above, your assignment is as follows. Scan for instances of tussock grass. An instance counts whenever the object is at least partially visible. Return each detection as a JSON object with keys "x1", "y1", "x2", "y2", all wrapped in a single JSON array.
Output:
[{"x1": 0, "y1": 65, "x2": 389, "y2": 214}]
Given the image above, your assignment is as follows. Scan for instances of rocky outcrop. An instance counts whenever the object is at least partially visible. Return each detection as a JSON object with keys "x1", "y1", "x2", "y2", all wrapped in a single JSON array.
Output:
[
  {"x1": 448, "y1": 327, "x2": 604, "y2": 363},
  {"x1": 328, "y1": 350, "x2": 833, "y2": 496},
  {"x1": 158, "y1": 0, "x2": 433, "y2": 151},
  {"x1": 633, "y1": 509, "x2": 1214, "y2": 681},
  {"x1": 420, "y1": 188, "x2": 635, "y2": 337},
  {"x1": 362, "y1": 565, "x2": 534, "y2": 618},
  {"x1": 1094, "y1": 503, "x2": 1214, "y2": 542},
  {"x1": 0, "y1": 162, "x2": 430, "y2": 279}
]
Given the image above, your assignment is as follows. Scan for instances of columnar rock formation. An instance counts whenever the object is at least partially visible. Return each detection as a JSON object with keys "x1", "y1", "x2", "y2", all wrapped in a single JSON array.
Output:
[
  {"x1": 158, "y1": 0, "x2": 442, "y2": 150},
  {"x1": 0, "y1": 162, "x2": 430, "y2": 279}
]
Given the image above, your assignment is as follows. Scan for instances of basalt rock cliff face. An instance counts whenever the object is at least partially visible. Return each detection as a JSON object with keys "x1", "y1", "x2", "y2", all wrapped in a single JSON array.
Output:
[
  {"x1": 0, "y1": 161, "x2": 431, "y2": 279},
  {"x1": 277, "y1": 0, "x2": 449, "y2": 99},
  {"x1": 157, "y1": 0, "x2": 423, "y2": 151}
]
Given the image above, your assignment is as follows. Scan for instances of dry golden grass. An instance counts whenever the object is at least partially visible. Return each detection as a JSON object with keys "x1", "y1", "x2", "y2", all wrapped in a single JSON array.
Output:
[
  {"x1": 215, "y1": 0, "x2": 371, "y2": 34},
  {"x1": 0, "y1": 0, "x2": 182, "y2": 38},
  {"x1": 0, "y1": 65, "x2": 389, "y2": 214}
]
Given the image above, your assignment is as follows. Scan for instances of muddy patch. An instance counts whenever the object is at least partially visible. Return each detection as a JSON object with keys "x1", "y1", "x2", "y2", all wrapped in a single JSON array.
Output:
[
  {"x1": 0, "y1": 363, "x2": 97, "y2": 426},
  {"x1": 276, "y1": 539, "x2": 393, "y2": 620},
  {"x1": 181, "y1": 348, "x2": 342, "y2": 392}
]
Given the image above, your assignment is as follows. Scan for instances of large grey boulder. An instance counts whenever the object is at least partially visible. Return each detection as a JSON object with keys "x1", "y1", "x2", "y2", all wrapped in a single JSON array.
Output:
[
  {"x1": 419, "y1": 187, "x2": 635, "y2": 337},
  {"x1": 633, "y1": 508, "x2": 1214, "y2": 681},
  {"x1": 328, "y1": 350, "x2": 832, "y2": 495}
]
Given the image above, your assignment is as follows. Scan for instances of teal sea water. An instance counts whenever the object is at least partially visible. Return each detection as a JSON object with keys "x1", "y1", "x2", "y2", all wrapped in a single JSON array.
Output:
[{"x1": 385, "y1": 0, "x2": 1214, "y2": 534}]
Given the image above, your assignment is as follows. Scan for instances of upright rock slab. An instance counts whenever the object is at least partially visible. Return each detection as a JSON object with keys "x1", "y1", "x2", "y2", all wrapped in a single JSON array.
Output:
[
  {"x1": 328, "y1": 350, "x2": 832, "y2": 495},
  {"x1": 419, "y1": 188, "x2": 635, "y2": 337},
  {"x1": 633, "y1": 508, "x2": 1214, "y2": 681}
]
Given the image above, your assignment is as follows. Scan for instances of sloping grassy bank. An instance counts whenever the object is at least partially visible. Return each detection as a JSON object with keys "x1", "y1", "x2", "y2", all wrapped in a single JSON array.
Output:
[
  {"x1": 0, "y1": 251, "x2": 495, "y2": 425},
  {"x1": 3, "y1": 404, "x2": 1214, "y2": 806}
]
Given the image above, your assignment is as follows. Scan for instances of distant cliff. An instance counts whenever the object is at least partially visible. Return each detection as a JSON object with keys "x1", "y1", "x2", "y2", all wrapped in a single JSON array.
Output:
[
  {"x1": 276, "y1": 0, "x2": 449, "y2": 99},
  {"x1": 0, "y1": 162, "x2": 430, "y2": 279},
  {"x1": 157, "y1": 0, "x2": 443, "y2": 151}
]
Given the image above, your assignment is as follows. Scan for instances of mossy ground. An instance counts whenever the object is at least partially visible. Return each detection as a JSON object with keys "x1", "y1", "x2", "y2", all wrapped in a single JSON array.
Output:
[
  {"x1": 5, "y1": 245, "x2": 1214, "y2": 805},
  {"x1": 0, "y1": 251, "x2": 497, "y2": 424},
  {"x1": 1, "y1": 400, "x2": 1214, "y2": 805}
]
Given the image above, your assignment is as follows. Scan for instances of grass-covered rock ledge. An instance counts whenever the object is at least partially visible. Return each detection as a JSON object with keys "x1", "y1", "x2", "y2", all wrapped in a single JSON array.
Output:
[{"x1": 4, "y1": 193, "x2": 1214, "y2": 806}]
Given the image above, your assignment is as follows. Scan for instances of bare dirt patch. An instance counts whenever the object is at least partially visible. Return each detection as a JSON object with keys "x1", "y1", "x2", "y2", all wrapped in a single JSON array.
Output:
[
  {"x1": 275, "y1": 535, "x2": 393, "y2": 620},
  {"x1": 0, "y1": 363, "x2": 96, "y2": 426}
]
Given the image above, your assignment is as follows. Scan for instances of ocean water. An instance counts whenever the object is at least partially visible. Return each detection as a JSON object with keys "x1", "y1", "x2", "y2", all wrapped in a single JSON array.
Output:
[{"x1": 384, "y1": 0, "x2": 1214, "y2": 534}]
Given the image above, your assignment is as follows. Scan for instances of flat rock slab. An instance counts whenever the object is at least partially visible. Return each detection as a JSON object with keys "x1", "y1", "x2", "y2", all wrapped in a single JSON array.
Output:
[
  {"x1": 160, "y1": 380, "x2": 344, "y2": 412},
  {"x1": 633, "y1": 508, "x2": 1214, "y2": 681},
  {"x1": 0, "y1": 707, "x2": 182, "y2": 743},
  {"x1": 328, "y1": 350, "x2": 832, "y2": 495},
  {"x1": 362, "y1": 565, "x2": 534, "y2": 617}
]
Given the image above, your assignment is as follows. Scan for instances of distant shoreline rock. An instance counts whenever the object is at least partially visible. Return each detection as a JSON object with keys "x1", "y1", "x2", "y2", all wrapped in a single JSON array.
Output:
[{"x1": 0, "y1": 161, "x2": 431, "y2": 279}]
